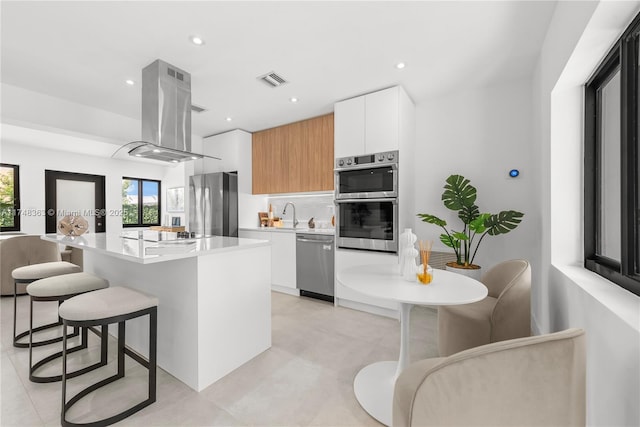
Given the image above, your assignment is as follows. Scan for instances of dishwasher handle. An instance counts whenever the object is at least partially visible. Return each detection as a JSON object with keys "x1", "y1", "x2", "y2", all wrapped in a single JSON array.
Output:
[{"x1": 296, "y1": 237, "x2": 334, "y2": 244}]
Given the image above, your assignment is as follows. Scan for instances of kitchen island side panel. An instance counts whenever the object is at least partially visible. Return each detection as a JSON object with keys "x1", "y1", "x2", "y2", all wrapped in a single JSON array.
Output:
[
  {"x1": 196, "y1": 244, "x2": 272, "y2": 390},
  {"x1": 84, "y1": 252, "x2": 200, "y2": 389}
]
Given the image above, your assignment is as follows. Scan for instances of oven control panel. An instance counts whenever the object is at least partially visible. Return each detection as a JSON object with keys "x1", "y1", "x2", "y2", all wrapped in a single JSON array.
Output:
[{"x1": 335, "y1": 150, "x2": 398, "y2": 169}]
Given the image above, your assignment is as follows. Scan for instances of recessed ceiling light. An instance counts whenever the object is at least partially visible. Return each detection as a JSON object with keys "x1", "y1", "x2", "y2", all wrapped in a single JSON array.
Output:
[
  {"x1": 171, "y1": 160, "x2": 179, "y2": 163},
  {"x1": 125, "y1": 79, "x2": 135, "y2": 85},
  {"x1": 152, "y1": 148, "x2": 161, "y2": 153},
  {"x1": 395, "y1": 62, "x2": 406, "y2": 69},
  {"x1": 190, "y1": 36, "x2": 205, "y2": 46},
  {"x1": 225, "y1": 117, "x2": 232, "y2": 122},
  {"x1": 290, "y1": 97, "x2": 298, "y2": 103},
  {"x1": 191, "y1": 156, "x2": 199, "y2": 160},
  {"x1": 134, "y1": 154, "x2": 142, "y2": 157}
]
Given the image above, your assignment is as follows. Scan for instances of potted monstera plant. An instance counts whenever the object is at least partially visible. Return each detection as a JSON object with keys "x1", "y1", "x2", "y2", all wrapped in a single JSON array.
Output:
[{"x1": 417, "y1": 174, "x2": 524, "y2": 279}]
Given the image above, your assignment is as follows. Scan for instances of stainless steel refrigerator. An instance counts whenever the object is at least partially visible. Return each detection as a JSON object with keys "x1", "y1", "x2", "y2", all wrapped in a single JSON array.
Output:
[{"x1": 188, "y1": 172, "x2": 238, "y2": 237}]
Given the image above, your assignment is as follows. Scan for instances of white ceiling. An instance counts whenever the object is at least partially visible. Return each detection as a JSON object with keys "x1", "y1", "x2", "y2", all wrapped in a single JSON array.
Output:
[{"x1": 1, "y1": 1, "x2": 557, "y2": 142}]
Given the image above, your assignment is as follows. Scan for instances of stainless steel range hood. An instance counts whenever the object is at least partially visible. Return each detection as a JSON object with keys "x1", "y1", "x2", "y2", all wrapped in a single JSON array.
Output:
[{"x1": 114, "y1": 59, "x2": 219, "y2": 163}]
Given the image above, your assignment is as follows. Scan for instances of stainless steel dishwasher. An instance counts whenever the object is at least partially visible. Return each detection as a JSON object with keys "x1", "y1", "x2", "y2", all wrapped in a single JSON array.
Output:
[{"x1": 296, "y1": 233, "x2": 335, "y2": 302}]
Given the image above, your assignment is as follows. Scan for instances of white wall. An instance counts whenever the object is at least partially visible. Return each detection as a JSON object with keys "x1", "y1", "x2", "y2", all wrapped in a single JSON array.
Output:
[
  {"x1": 1, "y1": 133, "x2": 176, "y2": 234},
  {"x1": 535, "y1": 1, "x2": 640, "y2": 425},
  {"x1": 412, "y1": 77, "x2": 538, "y2": 275},
  {"x1": 2, "y1": 83, "x2": 139, "y2": 145}
]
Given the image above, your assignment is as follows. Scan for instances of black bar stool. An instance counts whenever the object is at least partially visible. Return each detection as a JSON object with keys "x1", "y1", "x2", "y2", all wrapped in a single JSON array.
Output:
[
  {"x1": 59, "y1": 286, "x2": 158, "y2": 427},
  {"x1": 27, "y1": 272, "x2": 109, "y2": 383},
  {"x1": 12, "y1": 261, "x2": 82, "y2": 348}
]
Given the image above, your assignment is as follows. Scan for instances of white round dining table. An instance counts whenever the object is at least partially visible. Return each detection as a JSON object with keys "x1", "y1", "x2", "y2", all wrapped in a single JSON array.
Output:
[{"x1": 337, "y1": 263, "x2": 488, "y2": 426}]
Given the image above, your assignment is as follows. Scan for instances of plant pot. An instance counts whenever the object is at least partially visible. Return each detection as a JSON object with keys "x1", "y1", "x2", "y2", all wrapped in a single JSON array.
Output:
[{"x1": 445, "y1": 262, "x2": 482, "y2": 281}]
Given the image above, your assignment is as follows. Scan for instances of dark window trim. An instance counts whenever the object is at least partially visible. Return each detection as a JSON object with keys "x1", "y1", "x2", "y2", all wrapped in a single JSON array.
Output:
[
  {"x1": 122, "y1": 177, "x2": 161, "y2": 227},
  {"x1": 44, "y1": 170, "x2": 106, "y2": 234},
  {"x1": 584, "y1": 11, "x2": 640, "y2": 297},
  {"x1": 1, "y1": 163, "x2": 20, "y2": 232}
]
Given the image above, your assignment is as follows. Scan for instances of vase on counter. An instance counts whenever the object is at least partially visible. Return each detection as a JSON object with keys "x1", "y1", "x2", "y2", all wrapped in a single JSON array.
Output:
[{"x1": 398, "y1": 228, "x2": 418, "y2": 281}]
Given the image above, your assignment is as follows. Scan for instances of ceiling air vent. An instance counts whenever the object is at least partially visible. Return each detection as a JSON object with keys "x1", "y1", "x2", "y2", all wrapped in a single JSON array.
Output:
[{"x1": 258, "y1": 71, "x2": 288, "y2": 88}]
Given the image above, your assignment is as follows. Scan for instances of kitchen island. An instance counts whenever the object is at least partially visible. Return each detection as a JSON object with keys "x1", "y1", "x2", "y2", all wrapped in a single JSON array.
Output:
[{"x1": 42, "y1": 232, "x2": 271, "y2": 392}]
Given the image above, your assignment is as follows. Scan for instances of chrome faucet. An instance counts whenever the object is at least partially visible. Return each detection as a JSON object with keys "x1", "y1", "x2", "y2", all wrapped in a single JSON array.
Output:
[{"x1": 282, "y1": 202, "x2": 298, "y2": 228}]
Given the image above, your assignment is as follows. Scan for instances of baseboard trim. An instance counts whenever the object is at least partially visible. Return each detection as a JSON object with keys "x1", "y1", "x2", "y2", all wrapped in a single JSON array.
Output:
[
  {"x1": 271, "y1": 285, "x2": 300, "y2": 296},
  {"x1": 336, "y1": 298, "x2": 398, "y2": 319}
]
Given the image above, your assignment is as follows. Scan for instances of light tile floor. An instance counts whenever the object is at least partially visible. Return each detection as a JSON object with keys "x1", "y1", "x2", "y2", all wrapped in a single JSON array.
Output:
[{"x1": 1, "y1": 292, "x2": 439, "y2": 426}]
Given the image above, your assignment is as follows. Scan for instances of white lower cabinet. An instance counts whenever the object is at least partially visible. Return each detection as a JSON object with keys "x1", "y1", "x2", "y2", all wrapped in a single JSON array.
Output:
[
  {"x1": 335, "y1": 248, "x2": 399, "y2": 317},
  {"x1": 270, "y1": 232, "x2": 297, "y2": 292},
  {"x1": 239, "y1": 230, "x2": 298, "y2": 295}
]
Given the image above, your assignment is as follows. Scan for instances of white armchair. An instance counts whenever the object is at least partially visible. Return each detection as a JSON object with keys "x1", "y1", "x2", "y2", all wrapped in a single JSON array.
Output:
[{"x1": 393, "y1": 328, "x2": 586, "y2": 426}]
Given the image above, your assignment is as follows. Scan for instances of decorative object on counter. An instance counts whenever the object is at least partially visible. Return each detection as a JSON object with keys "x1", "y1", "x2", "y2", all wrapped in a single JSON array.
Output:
[
  {"x1": 166, "y1": 187, "x2": 185, "y2": 212},
  {"x1": 417, "y1": 240, "x2": 433, "y2": 284},
  {"x1": 331, "y1": 215, "x2": 335, "y2": 227},
  {"x1": 172, "y1": 216, "x2": 181, "y2": 226},
  {"x1": 308, "y1": 217, "x2": 315, "y2": 229},
  {"x1": 268, "y1": 204, "x2": 274, "y2": 227},
  {"x1": 398, "y1": 228, "x2": 418, "y2": 281},
  {"x1": 417, "y1": 174, "x2": 524, "y2": 280},
  {"x1": 258, "y1": 212, "x2": 269, "y2": 227},
  {"x1": 57, "y1": 215, "x2": 89, "y2": 236}
]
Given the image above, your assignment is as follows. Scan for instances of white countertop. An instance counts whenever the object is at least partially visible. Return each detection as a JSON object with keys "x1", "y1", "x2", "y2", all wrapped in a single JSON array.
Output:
[
  {"x1": 42, "y1": 232, "x2": 270, "y2": 264},
  {"x1": 240, "y1": 226, "x2": 335, "y2": 235},
  {"x1": 337, "y1": 263, "x2": 487, "y2": 306}
]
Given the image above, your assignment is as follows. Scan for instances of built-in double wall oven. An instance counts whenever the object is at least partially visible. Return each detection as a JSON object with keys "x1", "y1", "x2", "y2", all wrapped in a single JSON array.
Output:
[{"x1": 335, "y1": 150, "x2": 398, "y2": 253}]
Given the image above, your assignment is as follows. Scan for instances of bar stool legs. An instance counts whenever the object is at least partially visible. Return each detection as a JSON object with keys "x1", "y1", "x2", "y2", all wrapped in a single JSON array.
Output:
[
  {"x1": 12, "y1": 261, "x2": 82, "y2": 348},
  {"x1": 28, "y1": 294, "x2": 108, "y2": 383},
  {"x1": 24, "y1": 273, "x2": 109, "y2": 383},
  {"x1": 14, "y1": 278, "x2": 81, "y2": 348},
  {"x1": 61, "y1": 307, "x2": 157, "y2": 427}
]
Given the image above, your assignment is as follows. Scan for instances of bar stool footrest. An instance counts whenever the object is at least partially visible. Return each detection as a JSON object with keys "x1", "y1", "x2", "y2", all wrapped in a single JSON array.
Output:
[
  {"x1": 14, "y1": 322, "x2": 79, "y2": 348},
  {"x1": 30, "y1": 326, "x2": 107, "y2": 383}
]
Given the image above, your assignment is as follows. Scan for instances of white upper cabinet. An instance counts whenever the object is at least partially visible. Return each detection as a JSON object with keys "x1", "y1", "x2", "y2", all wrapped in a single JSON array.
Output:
[
  {"x1": 365, "y1": 88, "x2": 399, "y2": 154},
  {"x1": 202, "y1": 131, "x2": 240, "y2": 174},
  {"x1": 334, "y1": 86, "x2": 413, "y2": 157},
  {"x1": 334, "y1": 96, "x2": 365, "y2": 157},
  {"x1": 201, "y1": 129, "x2": 252, "y2": 194}
]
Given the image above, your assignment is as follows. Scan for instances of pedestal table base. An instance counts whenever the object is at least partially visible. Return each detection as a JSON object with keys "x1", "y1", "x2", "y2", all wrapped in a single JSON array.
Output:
[{"x1": 353, "y1": 360, "x2": 398, "y2": 426}]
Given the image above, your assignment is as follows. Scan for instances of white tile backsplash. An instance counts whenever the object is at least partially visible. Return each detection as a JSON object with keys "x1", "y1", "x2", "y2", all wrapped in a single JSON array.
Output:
[{"x1": 267, "y1": 194, "x2": 335, "y2": 228}]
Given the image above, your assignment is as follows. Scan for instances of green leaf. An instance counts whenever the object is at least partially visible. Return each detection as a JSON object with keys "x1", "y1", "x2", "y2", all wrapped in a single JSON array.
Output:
[
  {"x1": 452, "y1": 231, "x2": 468, "y2": 240},
  {"x1": 442, "y1": 174, "x2": 477, "y2": 211},
  {"x1": 440, "y1": 234, "x2": 459, "y2": 248},
  {"x1": 469, "y1": 213, "x2": 491, "y2": 233},
  {"x1": 458, "y1": 204, "x2": 479, "y2": 225},
  {"x1": 485, "y1": 210, "x2": 524, "y2": 236},
  {"x1": 417, "y1": 213, "x2": 447, "y2": 227}
]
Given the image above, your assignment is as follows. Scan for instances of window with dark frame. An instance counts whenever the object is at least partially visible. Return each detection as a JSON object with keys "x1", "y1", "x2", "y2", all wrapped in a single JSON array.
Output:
[
  {"x1": 585, "y1": 12, "x2": 640, "y2": 297},
  {"x1": 0, "y1": 163, "x2": 20, "y2": 232},
  {"x1": 122, "y1": 177, "x2": 161, "y2": 227}
]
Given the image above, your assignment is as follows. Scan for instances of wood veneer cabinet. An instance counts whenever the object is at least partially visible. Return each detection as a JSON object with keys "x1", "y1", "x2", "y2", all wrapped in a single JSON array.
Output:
[{"x1": 252, "y1": 113, "x2": 334, "y2": 194}]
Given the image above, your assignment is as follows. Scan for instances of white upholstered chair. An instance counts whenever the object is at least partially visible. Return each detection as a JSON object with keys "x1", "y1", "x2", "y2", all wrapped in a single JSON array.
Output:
[
  {"x1": 438, "y1": 259, "x2": 531, "y2": 356},
  {"x1": 393, "y1": 328, "x2": 586, "y2": 427}
]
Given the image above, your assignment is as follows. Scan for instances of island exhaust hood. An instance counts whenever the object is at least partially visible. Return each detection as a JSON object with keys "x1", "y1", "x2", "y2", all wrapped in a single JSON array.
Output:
[{"x1": 115, "y1": 59, "x2": 219, "y2": 163}]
